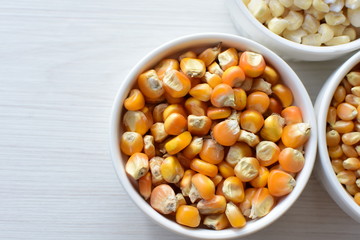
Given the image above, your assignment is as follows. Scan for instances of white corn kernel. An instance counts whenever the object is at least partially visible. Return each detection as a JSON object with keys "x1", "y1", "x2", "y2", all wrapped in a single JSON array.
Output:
[
  {"x1": 248, "y1": 0, "x2": 272, "y2": 23},
  {"x1": 289, "y1": 5, "x2": 302, "y2": 11},
  {"x1": 279, "y1": 0, "x2": 294, "y2": 7},
  {"x1": 284, "y1": 10, "x2": 304, "y2": 30},
  {"x1": 318, "y1": 23, "x2": 335, "y2": 42},
  {"x1": 348, "y1": 8, "x2": 360, "y2": 27},
  {"x1": 343, "y1": 27, "x2": 357, "y2": 40},
  {"x1": 330, "y1": 0, "x2": 345, "y2": 12},
  {"x1": 329, "y1": 24, "x2": 346, "y2": 36},
  {"x1": 306, "y1": 6, "x2": 327, "y2": 20},
  {"x1": 325, "y1": 0, "x2": 336, "y2": 3},
  {"x1": 325, "y1": 11, "x2": 346, "y2": 25},
  {"x1": 313, "y1": 0, "x2": 331, "y2": 12},
  {"x1": 269, "y1": 0, "x2": 285, "y2": 17},
  {"x1": 302, "y1": 14, "x2": 321, "y2": 33},
  {"x1": 302, "y1": 33, "x2": 323, "y2": 46},
  {"x1": 267, "y1": 17, "x2": 289, "y2": 34},
  {"x1": 283, "y1": 28, "x2": 308, "y2": 43},
  {"x1": 346, "y1": 0, "x2": 360, "y2": 9},
  {"x1": 294, "y1": 0, "x2": 313, "y2": 10},
  {"x1": 325, "y1": 35, "x2": 351, "y2": 45}
]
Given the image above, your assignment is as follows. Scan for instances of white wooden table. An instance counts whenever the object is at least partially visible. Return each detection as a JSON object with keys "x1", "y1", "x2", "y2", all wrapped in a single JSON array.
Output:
[{"x1": 0, "y1": 0, "x2": 359, "y2": 239}]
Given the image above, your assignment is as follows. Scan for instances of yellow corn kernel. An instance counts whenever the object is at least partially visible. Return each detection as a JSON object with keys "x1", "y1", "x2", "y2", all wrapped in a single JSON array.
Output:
[
  {"x1": 347, "y1": 71, "x2": 360, "y2": 86},
  {"x1": 234, "y1": 157, "x2": 260, "y2": 182},
  {"x1": 211, "y1": 83, "x2": 236, "y2": 108},
  {"x1": 189, "y1": 83, "x2": 212, "y2": 102},
  {"x1": 342, "y1": 144, "x2": 358, "y2": 158},
  {"x1": 222, "y1": 176, "x2": 245, "y2": 203},
  {"x1": 163, "y1": 69, "x2": 191, "y2": 98},
  {"x1": 137, "y1": 69, "x2": 164, "y2": 99},
  {"x1": 281, "y1": 123, "x2": 311, "y2": 148},
  {"x1": 150, "y1": 122, "x2": 168, "y2": 143},
  {"x1": 150, "y1": 184, "x2": 176, "y2": 214},
  {"x1": 326, "y1": 130, "x2": 341, "y2": 147},
  {"x1": 139, "y1": 172, "x2": 152, "y2": 200},
  {"x1": 331, "y1": 120, "x2": 355, "y2": 133},
  {"x1": 180, "y1": 169, "x2": 196, "y2": 196},
  {"x1": 192, "y1": 173, "x2": 216, "y2": 200},
  {"x1": 248, "y1": 0, "x2": 271, "y2": 23},
  {"x1": 176, "y1": 205, "x2": 201, "y2": 228},
  {"x1": 178, "y1": 51, "x2": 197, "y2": 61},
  {"x1": 237, "y1": 129, "x2": 260, "y2": 147},
  {"x1": 240, "y1": 52, "x2": 267, "y2": 78},
  {"x1": 185, "y1": 97, "x2": 208, "y2": 116},
  {"x1": 190, "y1": 158, "x2": 219, "y2": 178},
  {"x1": 164, "y1": 113, "x2": 187, "y2": 136},
  {"x1": 342, "y1": 132, "x2": 360, "y2": 145},
  {"x1": 197, "y1": 195, "x2": 227, "y2": 215},
  {"x1": 208, "y1": 62, "x2": 224, "y2": 77},
  {"x1": 149, "y1": 157, "x2": 165, "y2": 186},
  {"x1": 249, "y1": 188, "x2": 275, "y2": 219},
  {"x1": 163, "y1": 104, "x2": 187, "y2": 120},
  {"x1": 343, "y1": 157, "x2": 360, "y2": 170},
  {"x1": 218, "y1": 48, "x2": 239, "y2": 70},
  {"x1": 225, "y1": 202, "x2": 246, "y2": 228},
  {"x1": 165, "y1": 131, "x2": 192, "y2": 155},
  {"x1": 203, "y1": 213, "x2": 230, "y2": 230},
  {"x1": 199, "y1": 139, "x2": 225, "y2": 164},
  {"x1": 226, "y1": 142, "x2": 253, "y2": 167},
  {"x1": 261, "y1": 65, "x2": 279, "y2": 85},
  {"x1": 272, "y1": 84, "x2": 294, "y2": 107},
  {"x1": 180, "y1": 58, "x2": 206, "y2": 78},
  {"x1": 240, "y1": 109, "x2": 264, "y2": 133},
  {"x1": 207, "y1": 107, "x2": 232, "y2": 120},
  {"x1": 204, "y1": 72, "x2": 222, "y2": 88},
  {"x1": 213, "y1": 120, "x2": 241, "y2": 146},
  {"x1": 346, "y1": 94, "x2": 360, "y2": 107},
  {"x1": 154, "y1": 59, "x2": 179, "y2": 80},
  {"x1": 124, "y1": 89, "x2": 145, "y2": 111},
  {"x1": 337, "y1": 103, "x2": 357, "y2": 120},
  {"x1": 337, "y1": 170, "x2": 357, "y2": 185},
  {"x1": 250, "y1": 166, "x2": 270, "y2": 188},
  {"x1": 346, "y1": 183, "x2": 360, "y2": 196},
  {"x1": 187, "y1": 115, "x2": 211, "y2": 137},
  {"x1": 218, "y1": 161, "x2": 235, "y2": 179},
  {"x1": 175, "y1": 193, "x2": 187, "y2": 211},
  {"x1": 160, "y1": 156, "x2": 184, "y2": 184},
  {"x1": 260, "y1": 114, "x2": 285, "y2": 142},
  {"x1": 182, "y1": 136, "x2": 203, "y2": 159},
  {"x1": 120, "y1": 131, "x2": 143, "y2": 156},
  {"x1": 268, "y1": 169, "x2": 296, "y2": 197},
  {"x1": 153, "y1": 103, "x2": 169, "y2": 123},
  {"x1": 123, "y1": 110, "x2": 150, "y2": 135},
  {"x1": 198, "y1": 43, "x2": 221, "y2": 66},
  {"x1": 239, "y1": 188, "x2": 257, "y2": 217},
  {"x1": 328, "y1": 145, "x2": 344, "y2": 159},
  {"x1": 211, "y1": 174, "x2": 224, "y2": 186},
  {"x1": 256, "y1": 141, "x2": 281, "y2": 166},
  {"x1": 352, "y1": 86, "x2": 360, "y2": 97},
  {"x1": 143, "y1": 135, "x2": 155, "y2": 159},
  {"x1": 125, "y1": 153, "x2": 149, "y2": 180}
]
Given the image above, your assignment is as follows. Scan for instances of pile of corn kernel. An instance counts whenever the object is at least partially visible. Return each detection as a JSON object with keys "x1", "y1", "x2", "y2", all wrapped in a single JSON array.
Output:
[
  {"x1": 120, "y1": 44, "x2": 311, "y2": 229},
  {"x1": 244, "y1": 0, "x2": 360, "y2": 46},
  {"x1": 327, "y1": 69, "x2": 360, "y2": 205}
]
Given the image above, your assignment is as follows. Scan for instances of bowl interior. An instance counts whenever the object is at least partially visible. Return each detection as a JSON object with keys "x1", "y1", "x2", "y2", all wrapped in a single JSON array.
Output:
[{"x1": 110, "y1": 33, "x2": 318, "y2": 239}]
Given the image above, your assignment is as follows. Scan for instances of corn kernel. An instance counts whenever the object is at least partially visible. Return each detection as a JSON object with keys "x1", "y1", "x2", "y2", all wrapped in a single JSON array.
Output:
[
  {"x1": 190, "y1": 158, "x2": 219, "y2": 178},
  {"x1": 294, "y1": 0, "x2": 312, "y2": 9},
  {"x1": 256, "y1": 141, "x2": 281, "y2": 166},
  {"x1": 249, "y1": 188, "x2": 275, "y2": 219},
  {"x1": 348, "y1": 7, "x2": 360, "y2": 27},
  {"x1": 284, "y1": 10, "x2": 304, "y2": 31},
  {"x1": 137, "y1": 69, "x2": 164, "y2": 99},
  {"x1": 268, "y1": 169, "x2": 296, "y2": 197},
  {"x1": 234, "y1": 157, "x2": 260, "y2": 182},
  {"x1": 176, "y1": 205, "x2": 201, "y2": 228},
  {"x1": 226, "y1": 142, "x2": 253, "y2": 167},
  {"x1": 125, "y1": 153, "x2": 149, "y2": 180},
  {"x1": 208, "y1": 62, "x2": 224, "y2": 77},
  {"x1": 269, "y1": 0, "x2": 285, "y2": 17},
  {"x1": 183, "y1": 136, "x2": 203, "y2": 159},
  {"x1": 240, "y1": 109, "x2": 264, "y2": 133},
  {"x1": 343, "y1": 157, "x2": 360, "y2": 170},
  {"x1": 248, "y1": 0, "x2": 271, "y2": 23},
  {"x1": 199, "y1": 139, "x2": 225, "y2": 164},
  {"x1": 180, "y1": 169, "x2": 196, "y2": 196},
  {"x1": 313, "y1": 0, "x2": 330, "y2": 12},
  {"x1": 164, "y1": 113, "x2": 187, "y2": 135},
  {"x1": 192, "y1": 173, "x2": 216, "y2": 200},
  {"x1": 150, "y1": 122, "x2": 168, "y2": 143},
  {"x1": 337, "y1": 170, "x2": 356, "y2": 184},
  {"x1": 198, "y1": 43, "x2": 221, "y2": 66},
  {"x1": 213, "y1": 119, "x2": 241, "y2": 146},
  {"x1": 237, "y1": 129, "x2": 261, "y2": 147},
  {"x1": 160, "y1": 156, "x2": 184, "y2": 184},
  {"x1": 150, "y1": 184, "x2": 176, "y2": 214},
  {"x1": 222, "y1": 177, "x2": 245, "y2": 203},
  {"x1": 267, "y1": 17, "x2": 289, "y2": 35},
  {"x1": 165, "y1": 131, "x2": 192, "y2": 155},
  {"x1": 197, "y1": 195, "x2": 227, "y2": 215},
  {"x1": 180, "y1": 58, "x2": 206, "y2": 78},
  {"x1": 225, "y1": 202, "x2": 246, "y2": 228},
  {"x1": 139, "y1": 172, "x2": 152, "y2": 200},
  {"x1": 318, "y1": 23, "x2": 335, "y2": 43},
  {"x1": 281, "y1": 123, "x2": 311, "y2": 148},
  {"x1": 218, "y1": 48, "x2": 239, "y2": 70},
  {"x1": 203, "y1": 213, "x2": 230, "y2": 230},
  {"x1": 189, "y1": 83, "x2": 212, "y2": 102},
  {"x1": 143, "y1": 135, "x2": 155, "y2": 159},
  {"x1": 187, "y1": 115, "x2": 212, "y2": 136},
  {"x1": 325, "y1": 35, "x2": 351, "y2": 46},
  {"x1": 154, "y1": 59, "x2": 179, "y2": 80},
  {"x1": 283, "y1": 28, "x2": 308, "y2": 43},
  {"x1": 163, "y1": 69, "x2": 191, "y2": 98},
  {"x1": 239, "y1": 51, "x2": 266, "y2": 78}
]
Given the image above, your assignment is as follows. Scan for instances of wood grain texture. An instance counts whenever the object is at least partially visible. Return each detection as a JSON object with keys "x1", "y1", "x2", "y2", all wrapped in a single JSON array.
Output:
[{"x1": 0, "y1": 0, "x2": 358, "y2": 239}]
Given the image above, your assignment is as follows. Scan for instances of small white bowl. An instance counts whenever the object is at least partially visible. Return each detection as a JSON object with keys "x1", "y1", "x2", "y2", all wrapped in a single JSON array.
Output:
[
  {"x1": 315, "y1": 50, "x2": 360, "y2": 223},
  {"x1": 226, "y1": 0, "x2": 360, "y2": 61},
  {"x1": 110, "y1": 33, "x2": 317, "y2": 239}
]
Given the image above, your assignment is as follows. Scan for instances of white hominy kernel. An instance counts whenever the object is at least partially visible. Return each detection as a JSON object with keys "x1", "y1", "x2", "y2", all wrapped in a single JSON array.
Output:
[
  {"x1": 343, "y1": 27, "x2": 357, "y2": 40},
  {"x1": 347, "y1": 7, "x2": 360, "y2": 27},
  {"x1": 278, "y1": 0, "x2": 294, "y2": 7},
  {"x1": 267, "y1": 17, "x2": 289, "y2": 34},
  {"x1": 325, "y1": 35, "x2": 351, "y2": 45},
  {"x1": 248, "y1": 0, "x2": 272, "y2": 23},
  {"x1": 313, "y1": 0, "x2": 331, "y2": 12},
  {"x1": 284, "y1": 10, "x2": 304, "y2": 30},
  {"x1": 269, "y1": 0, "x2": 286, "y2": 17},
  {"x1": 329, "y1": 0, "x2": 345, "y2": 12},
  {"x1": 325, "y1": 11, "x2": 347, "y2": 25},
  {"x1": 302, "y1": 14, "x2": 321, "y2": 33},
  {"x1": 318, "y1": 23, "x2": 335, "y2": 42},
  {"x1": 283, "y1": 28, "x2": 308, "y2": 43},
  {"x1": 302, "y1": 33, "x2": 322, "y2": 46},
  {"x1": 346, "y1": 0, "x2": 360, "y2": 9},
  {"x1": 294, "y1": 0, "x2": 313, "y2": 10},
  {"x1": 329, "y1": 24, "x2": 346, "y2": 36},
  {"x1": 306, "y1": 6, "x2": 327, "y2": 20}
]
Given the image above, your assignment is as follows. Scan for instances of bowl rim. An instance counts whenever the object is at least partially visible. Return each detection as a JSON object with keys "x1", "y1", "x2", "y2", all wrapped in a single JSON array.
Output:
[
  {"x1": 316, "y1": 50, "x2": 360, "y2": 220},
  {"x1": 109, "y1": 32, "x2": 318, "y2": 239},
  {"x1": 234, "y1": 0, "x2": 360, "y2": 54}
]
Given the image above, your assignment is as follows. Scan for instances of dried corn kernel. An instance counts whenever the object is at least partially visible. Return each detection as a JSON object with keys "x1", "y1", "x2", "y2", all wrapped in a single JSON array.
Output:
[
  {"x1": 125, "y1": 153, "x2": 149, "y2": 180},
  {"x1": 176, "y1": 205, "x2": 201, "y2": 227}
]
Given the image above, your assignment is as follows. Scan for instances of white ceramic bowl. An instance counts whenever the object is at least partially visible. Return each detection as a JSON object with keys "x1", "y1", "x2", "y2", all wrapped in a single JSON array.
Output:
[
  {"x1": 110, "y1": 33, "x2": 317, "y2": 239},
  {"x1": 226, "y1": 0, "x2": 360, "y2": 61},
  {"x1": 315, "y1": 50, "x2": 360, "y2": 223}
]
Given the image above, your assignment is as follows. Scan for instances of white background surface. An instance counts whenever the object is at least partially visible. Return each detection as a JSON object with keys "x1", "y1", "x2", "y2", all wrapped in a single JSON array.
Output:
[{"x1": 1, "y1": 0, "x2": 359, "y2": 239}]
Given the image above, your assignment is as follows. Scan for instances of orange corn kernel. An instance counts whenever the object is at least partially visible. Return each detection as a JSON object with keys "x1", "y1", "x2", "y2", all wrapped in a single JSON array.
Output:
[
  {"x1": 239, "y1": 188, "x2": 257, "y2": 217},
  {"x1": 343, "y1": 157, "x2": 360, "y2": 170},
  {"x1": 143, "y1": 135, "x2": 155, "y2": 159},
  {"x1": 198, "y1": 43, "x2": 221, "y2": 66},
  {"x1": 124, "y1": 89, "x2": 145, "y2": 111},
  {"x1": 326, "y1": 130, "x2": 341, "y2": 147},
  {"x1": 199, "y1": 139, "x2": 225, "y2": 164},
  {"x1": 164, "y1": 113, "x2": 187, "y2": 135},
  {"x1": 234, "y1": 157, "x2": 260, "y2": 182},
  {"x1": 327, "y1": 106, "x2": 337, "y2": 126},
  {"x1": 204, "y1": 72, "x2": 223, "y2": 88},
  {"x1": 137, "y1": 69, "x2": 164, "y2": 98},
  {"x1": 342, "y1": 132, "x2": 360, "y2": 145},
  {"x1": 187, "y1": 115, "x2": 212, "y2": 136},
  {"x1": 247, "y1": 91, "x2": 270, "y2": 114},
  {"x1": 208, "y1": 62, "x2": 224, "y2": 77},
  {"x1": 177, "y1": 152, "x2": 192, "y2": 169},
  {"x1": 354, "y1": 192, "x2": 360, "y2": 205},
  {"x1": 139, "y1": 172, "x2": 152, "y2": 200},
  {"x1": 249, "y1": 188, "x2": 275, "y2": 219},
  {"x1": 185, "y1": 97, "x2": 208, "y2": 116},
  {"x1": 149, "y1": 156, "x2": 165, "y2": 185},
  {"x1": 281, "y1": 123, "x2": 311, "y2": 148},
  {"x1": 233, "y1": 88, "x2": 247, "y2": 111},
  {"x1": 346, "y1": 94, "x2": 360, "y2": 106},
  {"x1": 125, "y1": 153, "x2": 149, "y2": 180},
  {"x1": 334, "y1": 85, "x2": 346, "y2": 103},
  {"x1": 192, "y1": 173, "x2": 216, "y2": 200},
  {"x1": 215, "y1": 180, "x2": 225, "y2": 197},
  {"x1": 180, "y1": 58, "x2": 206, "y2": 78},
  {"x1": 154, "y1": 59, "x2": 180, "y2": 80},
  {"x1": 150, "y1": 122, "x2": 168, "y2": 143},
  {"x1": 160, "y1": 156, "x2": 184, "y2": 184},
  {"x1": 203, "y1": 213, "x2": 230, "y2": 230},
  {"x1": 165, "y1": 131, "x2": 192, "y2": 155},
  {"x1": 222, "y1": 66, "x2": 245, "y2": 87},
  {"x1": 222, "y1": 176, "x2": 245, "y2": 203},
  {"x1": 190, "y1": 158, "x2": 219, "y2": 178},
  {"x1": 351, "y1": 86, "x2": 360, "y2": 97},
  {"x1": 120, "y1": 131, "x2": 144, "y2": 156},
  {"x1": 250, "y1": 166, "x2": 270, "y2": 188},
  {"x1": 337, "y1": 170, "x2": 357, "y2": 185},
  {"x1": 342, "y1": 144, "x2": 358, "y2": 158},
  {"x1": 256, "y1": 141, "x2": 280, "y2": 166},
  {"x1": 164, "y1": 91, "x2": 184, "y2": 104},
  {"x1": 163, "y1": 104, "x2": 187, "y2": 121},
  {"x1": 268, "y1": 169, "x2": 296, "y2": 197},
  {"x1": 337, "y1": 103, "x2": 358, "y2": 121},
  {"x1": 328, "y1": 145, "x2": 344, "y2": 159},
  {"x1": 150, "y1": 184, "x2": 177, "y2": 214},
  {"x1": 144, "y1": 95, "x2": 166, "y2": 104},
  {"x1": 331, "y1": 120, "x2": 355, "y2": 133},
  {"x1": 281, "y1": 106, "x2": 303, "y2": 125},
  {"x1": 176, "y1": 205, "x2": 201, "y2": 228},
  {"x1": 260, "y1": 114, "x2": 285, "y2": 142},
  {"x1": 213, "y1": 120, "x2": 241, "y2": 146},
  {"x1": 207, "y1": 107, "x2": 232, "y2": 120},
  {"x1": 272, "y1": 84, "x2": 294, "y2": 107},
  {"x1": 225, "y1": 202, "x2": 246, "y2": 228},
  {"x1": 239, "y1": 51, "x2": 266, "y2": 78},
  {"x1": 180, "y1": 169, "x2": 196, "y2": 196},
  {"x1": 240, "y1": 109, "x2": 264, "y2": 133},
  {"x1": 237, "y1": 129, "x2": 260, "y2": 147},
  {"x1": 342, "y1": 78, "x2": 353, "y2": 93},
  {"x1": 179, "y1": 51, "x2": 197, "y2": 61},
  {"x1": 153, "y1": 103, "x2": 169, "y2": 122},
  {"x1": 211, "y1": 174, "x2": 224, "y2": 186},
  {"x1": 182, "y1": 136, "x2": 203, "y2": 159},
  {"x1": 279, "y1": 148, "x2": 305, "y2": 173},
  {"x1": 189, "y1": 83, "x2": 212, "y2": 102},
  {"x1": 266, "y1": 98, "x2": 282, "y2": 116},
  {"x1": 346, "y1": 183, "x2": 360, "y2": 196},
  {"x1": 211, "y1": 83, "x2": 236, "y2": 108},
  {"x1": 261, "y1": 65, "x2": 279, "y2": 85},
  {"x1": 226, "y1": 142, "x2": 253, "y2": 167},
  {"x1": 197, "y1": 195, "x2": 227, "y2": 215},
  {"x1": 218, "y1": 161, "x2": 235, "y2": 178},
  {"x1": 141, "y1": 106, "x2": 154, "y2": 129},
  {"x1": 123, "y1": 110, "x2": 150, "y2": 135},
  {"x1": 218, "y1": 48, "x2": 239, "y2": 70},
  {"x1": 163, "y1": 69, "x2": 191, "y2": 98}
]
